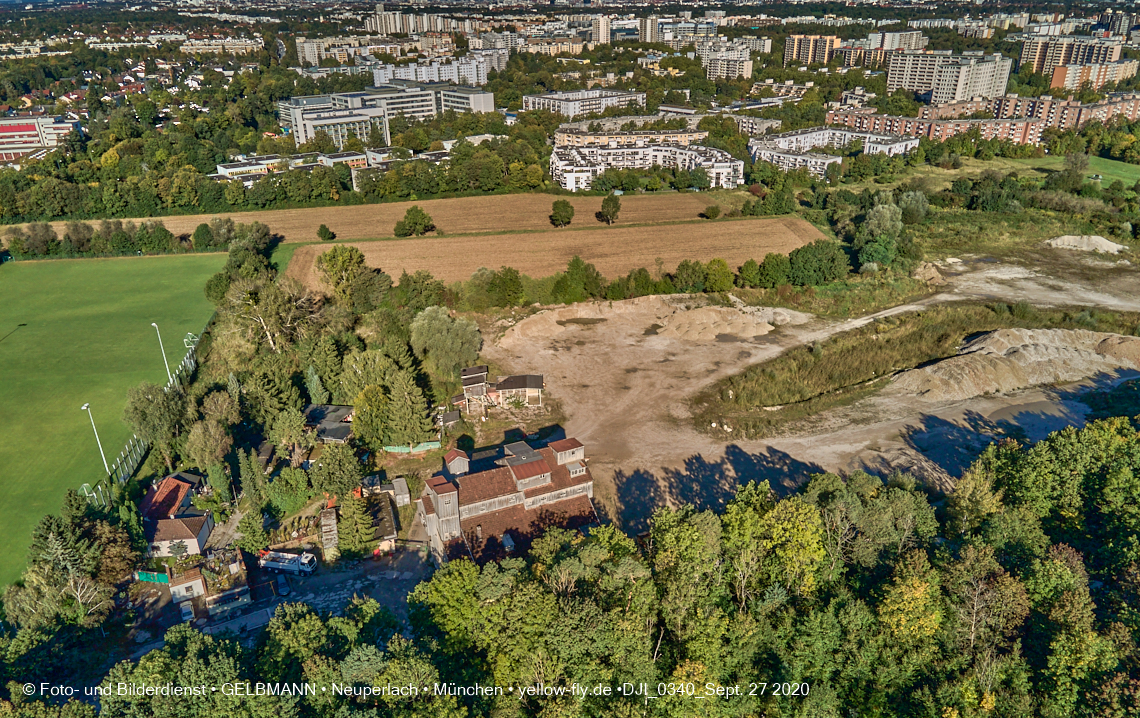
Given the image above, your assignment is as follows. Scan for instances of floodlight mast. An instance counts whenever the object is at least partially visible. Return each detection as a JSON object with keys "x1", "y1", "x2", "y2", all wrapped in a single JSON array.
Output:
[{"x1": 81, "y1": 403, "x2": 110, "y2": 474}]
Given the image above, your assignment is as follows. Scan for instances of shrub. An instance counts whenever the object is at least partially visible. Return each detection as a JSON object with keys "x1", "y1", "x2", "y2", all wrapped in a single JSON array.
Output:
[
  {"x1": 394, "y1": 206, "x2": 435, "y2": 237},
  {"x1": 705, "y1": 259, "x2": 734, "y2": 292},
  {"x1": 317, "y1": 224, "x2": 336, "y2": 241},
  {"x1": 789, "y1": 240, "x2": 850, "y2": 287},
  {"x1": 673, "y1": 260, "x2": 707, "y2": 293},
  {"x1": 737, "y1": 259, "x2": 761, "y2": 288},
  {"x1": 756, "y1": 252, "x2": 791, "y2": 289},
  {"x1": 192, "y1": 223, "x2": 214, "y2": 250},
  {"x1": 702, "y1": 205, "x2": 721, "y2": 220}
]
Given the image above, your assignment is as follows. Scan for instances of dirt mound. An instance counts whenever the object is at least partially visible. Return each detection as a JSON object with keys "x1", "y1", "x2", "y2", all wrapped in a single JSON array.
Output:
[
  {"x1": 912, "y1": 262, "x2": 945, "y2": 285},
  {"x1": 889, "y1": 328, "x2": 1140, "y2": 402},
  {"x1": 498, "y1": 295, "x2": 811, "y2": 349},
  {"x1": 657, "y1": 306, "x2": 773, "y2": 342},
  {"x1": 1046, "y1": 235, "x2": 1126, "y2": 254}
]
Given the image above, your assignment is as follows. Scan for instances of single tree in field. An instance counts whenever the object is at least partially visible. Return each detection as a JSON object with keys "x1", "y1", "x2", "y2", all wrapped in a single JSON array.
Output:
[
  {"x1": 550, "y1": 199, "x2": 575, "y2": 227},
  {"x1": 394, "y1": 206, "x2": 435, "y2": 237},
  {"x1": 703, "y1": 205, "x2": 721, "y2": 220},
  {"x1": 598, "y1": 192, "x2": 621, "y2": 225},
  {"x1": 317, "y1": 224, "x2": 336, "y2": 241}
]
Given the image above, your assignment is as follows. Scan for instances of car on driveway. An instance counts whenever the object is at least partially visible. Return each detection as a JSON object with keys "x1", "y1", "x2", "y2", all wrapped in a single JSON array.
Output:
[
  {"x1": 179, "y1": 602, "x2": 195, "y2": 623},
  {"x1": 276, "y1": 574, "x2": 290, "y2": 597}
]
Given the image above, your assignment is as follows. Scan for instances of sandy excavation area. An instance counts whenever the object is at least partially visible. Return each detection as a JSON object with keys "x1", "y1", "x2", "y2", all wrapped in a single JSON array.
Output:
[
  {"x1": 289, "y1": 215, "x2": 823, "y2": 285},
  {"x1": 483, "y1": 259, "x2": 1140, "y2": 532}
]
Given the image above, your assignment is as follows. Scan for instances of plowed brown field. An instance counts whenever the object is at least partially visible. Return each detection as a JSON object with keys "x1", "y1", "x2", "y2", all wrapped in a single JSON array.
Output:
[
  {"x1": 286, "y1": 215, "x2": 825, "y2": 286},
  {"x1": 36, "y1": 193, "x2": 726, "y2": 243}
]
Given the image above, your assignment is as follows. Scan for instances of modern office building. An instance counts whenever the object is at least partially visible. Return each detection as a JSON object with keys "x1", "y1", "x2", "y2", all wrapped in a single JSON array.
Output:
[
  {"x1": 886, "y1": 51, "x2": 1012, "y2": 104},
  {"x1": 522, "y1": 89, "x2": 646, "y2": 118}
]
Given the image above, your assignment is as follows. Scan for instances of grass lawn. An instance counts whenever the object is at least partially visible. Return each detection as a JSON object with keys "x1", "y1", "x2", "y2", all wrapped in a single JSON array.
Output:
[
  {"x1": 1004, "y1": 155, "x2": 1140, "y2": 187},
  {"x1": 0, "y1": 254, "x2": 223, "y2": 586}
]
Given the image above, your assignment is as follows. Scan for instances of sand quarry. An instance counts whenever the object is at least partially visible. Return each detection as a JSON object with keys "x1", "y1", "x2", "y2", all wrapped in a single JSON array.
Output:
[{"x1": 483, "y1": 260, "x2": 1140, "y2": 531}]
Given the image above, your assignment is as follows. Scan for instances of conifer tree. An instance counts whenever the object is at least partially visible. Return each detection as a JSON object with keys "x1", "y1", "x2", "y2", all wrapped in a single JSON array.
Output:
[
  {"x1": 384, "y1": 371, "x2": 434, "y2": 447},
  {"x1": 337, "y1": 494, "x2": 375, "y2": 555}
]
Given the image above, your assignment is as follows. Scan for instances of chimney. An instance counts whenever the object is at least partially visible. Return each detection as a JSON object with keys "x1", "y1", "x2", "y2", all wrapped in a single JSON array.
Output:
[{"x1": 476, "y1": 525, "x2": 482, "y2": 540}]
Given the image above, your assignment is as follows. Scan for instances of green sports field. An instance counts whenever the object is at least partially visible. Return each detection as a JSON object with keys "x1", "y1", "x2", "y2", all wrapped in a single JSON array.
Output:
[{"x1": 0, "y1": 254, "x2": 224, "y2": 586}]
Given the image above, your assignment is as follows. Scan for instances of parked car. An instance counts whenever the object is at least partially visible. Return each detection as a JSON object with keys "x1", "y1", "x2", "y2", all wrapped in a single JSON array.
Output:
[
  {"x1": 179, "y1": 601, "x2": 195, "y2": 623},
  {"x1": 276, "y1": 574, "x2": 290, "y2": 596}
]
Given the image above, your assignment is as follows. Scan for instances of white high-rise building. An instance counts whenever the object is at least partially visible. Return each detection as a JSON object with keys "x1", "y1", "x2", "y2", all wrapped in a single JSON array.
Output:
[
  {"x1": 639, "y1": 16, "x2": 660, "y2": 44},
  {"x1": 591, "y1": 16, "x2": 612, "y2": 45},
  {"x1": 887, "y1": 51, "x2": 1012, "y2": 104}
]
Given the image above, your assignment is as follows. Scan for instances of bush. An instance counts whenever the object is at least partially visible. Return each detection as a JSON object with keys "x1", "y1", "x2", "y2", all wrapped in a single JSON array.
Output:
[
  {"x1": 673, "y1": 259, "x2": 706, "y2": 293},
  {"x1": 705, "y1": 259, "x2": 734, "y2": 292},
  {"x1": 737, "y1": 259, "x2": 761, "y2": 288},
  {"x1": 317, "y1": 224, "x2": 336, "y2": 241},
  {"x1": 394, "y1": 206, "x2": 435, "y2": 237},
  {"x1": 789, "y1": 241, "x2": 850, "y2": 286},
  {"x1": 756, "y1": 252, "x2": 792, "y2": 289},
  {"x1": 192, "y1": 223, "x2": 214, "y2": 250},
  {"x1": 702, "y1": 205, "x2": 721, "y2": 220}
]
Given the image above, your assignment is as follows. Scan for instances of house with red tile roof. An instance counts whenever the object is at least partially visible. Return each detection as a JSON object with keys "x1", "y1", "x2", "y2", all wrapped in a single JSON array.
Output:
[
  {"x1": 415, "y1": 438, "x2": 597, "y2": 564},
  {"x1": 139, "y1": 472, "x2": 214, "y2": 558}
]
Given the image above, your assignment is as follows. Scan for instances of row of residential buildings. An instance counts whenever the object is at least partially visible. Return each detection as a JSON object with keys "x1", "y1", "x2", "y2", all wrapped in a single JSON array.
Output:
[
  {"x1": 748, "y1": 127, "x2": 919, "y2": 177},
  {"x1": 277, "y1": 81, "x2": 494, "y2": 148}
]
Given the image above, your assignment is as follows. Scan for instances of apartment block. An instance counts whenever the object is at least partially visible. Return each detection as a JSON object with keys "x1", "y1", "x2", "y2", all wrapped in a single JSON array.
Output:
[
  {"x1": 522, "y1": 89, "x2": 646, "y2": 118},
  {"x1": 639, "y1": 16, "x2": 660, "y2": 44},
  {"x1": 706, "y1": 56, "x2": 754, "y2": 80},
  {"x1": 748, "y1": 126, "x2": 918, "y2": 177},
  {"x1": 783, "y1": 35, "x2": 841, "y2": 67},
  {"x1": 284, "y1": 81, "x2": 493, "y2": 148},
  {"x1": 554, "y1": 127, "x2": 709, "y2": 147},
  {"x1": 826, "y1": 108, "x2": 1043, "y2": 145},
  {"x1": 1051, "y1": 60, "x2": 1139, "y2": 90},
  {"x1": 550, "y1": 143, "x2": 743, "y2": 191},
  {"x1": 592, "y1": 16, "x2": 612, "y2": 44},
  {"x1": 887, "y1": 51, "x2": 1012, "y2": 104},
  {"x1": 1020, "y1": 36, "x2": 1122, "y2": 76},
  {"x1": 921, "y1": 93, "x2": 1140, "y2": 131}
]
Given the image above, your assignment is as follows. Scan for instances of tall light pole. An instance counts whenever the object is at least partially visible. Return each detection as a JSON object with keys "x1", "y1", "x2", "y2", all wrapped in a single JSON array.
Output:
[
  {"x1": 151, "y1": 322, "x2": 172, "y2": 383},
  {"x1": 81, "y1": 403, "x2": 110, "y2": 475}
]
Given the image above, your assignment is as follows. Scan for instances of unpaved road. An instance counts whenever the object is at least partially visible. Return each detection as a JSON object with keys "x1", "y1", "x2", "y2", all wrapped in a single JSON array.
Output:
[{"x1": 483, "y1": 256, "x2": 1140, "y2": 532}]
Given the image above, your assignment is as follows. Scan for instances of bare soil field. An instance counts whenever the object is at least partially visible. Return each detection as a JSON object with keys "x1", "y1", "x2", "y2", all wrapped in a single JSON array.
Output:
[
  {"x1": 481, "y1": 257, "x2": 1140, "y2": 532},
  {"x1": 36, "y1": 193, "x2": 724, "y2": 244},
  {"x1": 287, "y1": 215, "x2": 824, "y2": 285}
]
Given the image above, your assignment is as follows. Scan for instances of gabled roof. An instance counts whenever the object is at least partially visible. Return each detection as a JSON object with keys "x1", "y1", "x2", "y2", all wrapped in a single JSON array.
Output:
[
  {"x1": 549, "y1": 438, "x2": 584, "y2": 453},
  {"x1": 139, "y1": 475, "x2": 193, "y2": 520},
  {"x1": 496, "y1": 375, "x2": 544, "y2": 391},
  {"x1": 510, "y1": 458, "x2": 551, "y2": 482},
  {"x1": 444, "y1": 448, "x2": 468, "y2": 464}
]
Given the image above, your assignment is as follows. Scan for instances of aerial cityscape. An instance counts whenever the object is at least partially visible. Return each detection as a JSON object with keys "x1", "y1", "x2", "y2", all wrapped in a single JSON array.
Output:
[{"x1": 1, "y1": 0, "x2": 1140, "y2": 715}]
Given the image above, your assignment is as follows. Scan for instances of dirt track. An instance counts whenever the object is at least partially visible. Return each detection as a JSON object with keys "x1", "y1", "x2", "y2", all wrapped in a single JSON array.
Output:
[
  {"x1": 287, "y1": 215, "x2": 824, "y2": 285},
  {"x1": 482, "y1": 257, "x2": 1140, "y2": 532},
  {"x1": 36, "y1": 194, "x2": 731, "y2": 244}
]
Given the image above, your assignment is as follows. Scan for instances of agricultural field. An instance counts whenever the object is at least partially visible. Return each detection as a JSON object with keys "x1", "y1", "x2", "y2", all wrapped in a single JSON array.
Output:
[
  {"x1": 0, "y1": 255, "x2": 223, "y2": 585},
  {"x1": 286, "y1": 214, "x2": 825, "y2": 286},
  {"x1": 34, "y1": 193, "x2": 725, "y2": 244}
]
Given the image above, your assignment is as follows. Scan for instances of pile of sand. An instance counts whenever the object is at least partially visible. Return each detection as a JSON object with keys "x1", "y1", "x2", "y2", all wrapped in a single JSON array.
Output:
[
  {"x1": 657, "y1": 306, "x2": 773, "y2": 342},
  {"x1": 1046, "y1": 235, "x2": 1126, "y2": 254},
  {"x1": 889, "y1": 328, "x2": 1140, "y2": 402},
  {"x1": 498, "y1": 295, "x2": 811, "y2": 349}
]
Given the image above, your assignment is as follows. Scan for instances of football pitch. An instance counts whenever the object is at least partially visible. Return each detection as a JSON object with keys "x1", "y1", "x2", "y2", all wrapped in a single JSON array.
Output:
[{"x1": 0, "y1": 254, "x2": 224, "y2": 586}]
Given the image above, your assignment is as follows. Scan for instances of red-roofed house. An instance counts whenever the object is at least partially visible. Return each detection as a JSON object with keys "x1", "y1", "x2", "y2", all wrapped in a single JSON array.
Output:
[
  {"x1": 140, "y1": 473, "x2": 214, "y2": 558},
  {"x1": 415, "y1": 438, "x2": 597, "y2": 564}
]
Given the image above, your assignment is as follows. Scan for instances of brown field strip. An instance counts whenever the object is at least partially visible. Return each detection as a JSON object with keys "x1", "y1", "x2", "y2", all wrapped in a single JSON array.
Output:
[
  {"x1": 31, "y1": 193, "x2": 720, "y2": 244},
  {"x1": 286, "y1": 215, "x2": 826, "y2": 286}
]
